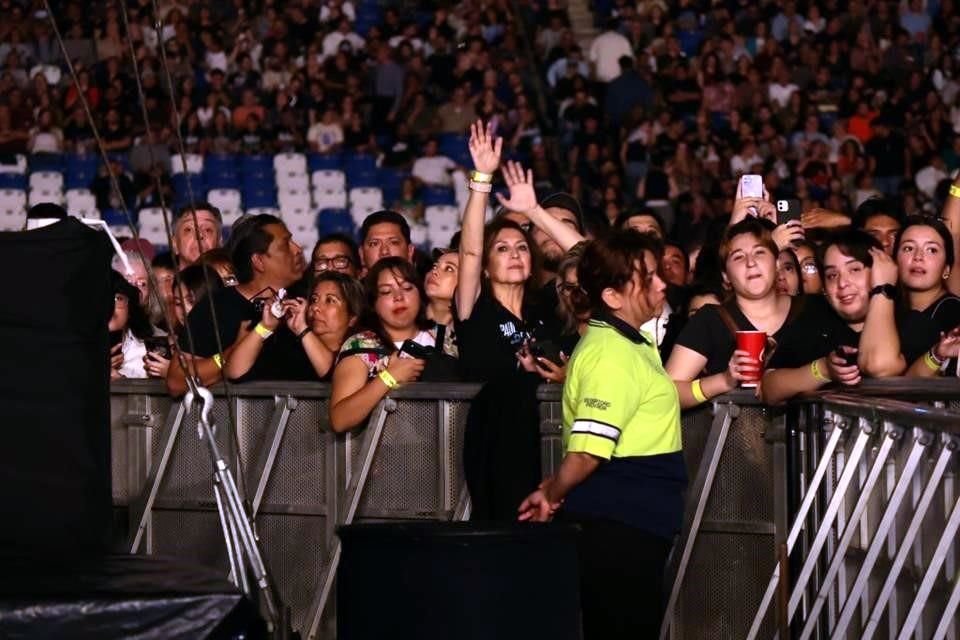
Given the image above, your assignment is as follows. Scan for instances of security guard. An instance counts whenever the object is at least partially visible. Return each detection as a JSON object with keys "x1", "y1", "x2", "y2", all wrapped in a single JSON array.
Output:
[{"x1": 520, "y1": 229, "x2": 686, "y2": 639}]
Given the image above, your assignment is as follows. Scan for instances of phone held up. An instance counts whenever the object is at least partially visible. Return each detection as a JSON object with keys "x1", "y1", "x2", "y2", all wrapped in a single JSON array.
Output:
[{"x1": 776, "y1": 199, "x2": 802, "y2": 225}]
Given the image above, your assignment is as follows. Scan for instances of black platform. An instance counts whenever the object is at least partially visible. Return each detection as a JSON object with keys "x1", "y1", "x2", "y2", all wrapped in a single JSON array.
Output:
[{"x1": 0, "y1": 554, "x2": 266, "y2": 640}]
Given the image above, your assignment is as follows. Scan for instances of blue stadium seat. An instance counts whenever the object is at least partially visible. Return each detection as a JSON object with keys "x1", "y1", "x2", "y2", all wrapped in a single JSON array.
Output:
[
  {"x1": 0, "y1": 174, "x2": 27, "y2": 189},
  {"x1": 204, "y1": 153, "x2": 238, "y2": 188},
  {"x1": 29, "y1": 153, "x2": 64, "y2": 173},
  {"x1": 379, "y1": 167, "x2": 406, "y2": 205},
  {"x1": 347, "y1": 170, "x2": 379, "y2": 189},
  {"x1": 242, "y1": 186, "x2": 277, "y2": 209},
  {"x1": 317, "y1": 208, "x2": 355, "y2": 236},
  {"x1": 343, "y1": 152, "x2": 377, "y2": 177},
  {"x1": 422, "y1": 186, "x2": 456, "y2": 207},
  {"x1": 65, "y1": 154, "x2": 98, "y2": 190},
  {"x1": 101, "y1": 208, "x2": 128, "y2": 227},
  {"x1": 105, "y1": 153, "x2": 131, "y2": 172},
  {"x1": 172, "y1": 174, "x2": 206, "y2": 201},
  {"x1": 308, "y1": 152, "x2": 343, "y2": 172}
]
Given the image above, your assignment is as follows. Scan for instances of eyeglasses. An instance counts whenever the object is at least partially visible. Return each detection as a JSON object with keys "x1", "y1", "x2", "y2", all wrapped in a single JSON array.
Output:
[
  {"x1": 314, "y1": 256, "x2": 352, "y2": 271},
  {"x1": 801, "y1": 261, "x2": 819, "y2": 275},
  {"x1": 556, "y1": 282, "x2": 581, "y2": 295}
]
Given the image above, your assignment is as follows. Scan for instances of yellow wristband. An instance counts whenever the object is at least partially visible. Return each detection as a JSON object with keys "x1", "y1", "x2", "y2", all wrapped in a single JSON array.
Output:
[
  {"x1": 923, "y1": 350, "x2": 944, "y2": 373},
  {"x1": 691, "y1": 379, "x2": 708, "y2": 404},
  {"x1": 811, "y1": 359, "x2": 830, "y2": 383},
  {"x1": 950, "y1": 184, "x2": 960, "y2": 199},
  {"x1": 254, "y1": 323, "x2": 273, "y2": 339},
  {"x1": 469, "y1": 170, "x2": 494, "y2": 184},
  {"x1": 212, "y1": 353, "x2": 223, "y2": 369},
  {"x1": 378, "y1": 369, "x2": 399, "y2": 389}
]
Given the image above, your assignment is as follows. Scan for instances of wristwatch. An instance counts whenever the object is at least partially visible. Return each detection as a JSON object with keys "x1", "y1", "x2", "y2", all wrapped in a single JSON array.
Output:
[{"x1": 869, "y1": 284, "x2": 897, "y2": 300}]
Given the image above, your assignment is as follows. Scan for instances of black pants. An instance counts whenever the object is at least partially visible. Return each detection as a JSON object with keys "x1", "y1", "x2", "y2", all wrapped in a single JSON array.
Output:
[{"x1": 558, "y1": 512, "x2": 672, "y2": 640}]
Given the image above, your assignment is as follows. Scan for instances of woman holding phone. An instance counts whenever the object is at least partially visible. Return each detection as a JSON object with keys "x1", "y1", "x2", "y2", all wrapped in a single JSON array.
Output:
[{"x1": 330, "y1": 257, "x2": 457, "y2": 432}]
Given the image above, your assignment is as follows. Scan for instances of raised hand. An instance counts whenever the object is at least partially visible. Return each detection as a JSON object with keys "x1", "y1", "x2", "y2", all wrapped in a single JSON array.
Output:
[
  {"x1": 772, "y1": 221, "x2": 805, "y2": 250},
  {"x1": 495, "y1": 160, "x2": 538, "y2": 214},
  {"x1": 468, "y1": 119, "x2": 502, "y2": 175},
  {"x1": 868, "y1": 247, "x2": 898, "y2": 288},
  {"x1": 283, "y1": 297, "x2": 309, "y2": 336}
]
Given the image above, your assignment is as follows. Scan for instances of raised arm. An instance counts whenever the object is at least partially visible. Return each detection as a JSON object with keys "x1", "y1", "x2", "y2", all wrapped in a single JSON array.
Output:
[
  {"x1": 283, "y1": 297, "x2": 337, "y2": 378},
  {"x1": 223, "y1": 297, "x2": 283, "y2": 380},
  {"x1": 858, "y1": 249, "x2": 906, "y2": 376},
  {"x1": 497, "y1": 161, "x2": 586, "y2": 253},
  {"x1": 329, "y1": 354, "x2": 424, "y2": 432},
  {"x1": 455, "y1": 120, "x2": 502, "y2": 321}
]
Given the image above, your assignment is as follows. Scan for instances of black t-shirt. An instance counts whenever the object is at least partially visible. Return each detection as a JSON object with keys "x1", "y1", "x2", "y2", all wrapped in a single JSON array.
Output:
[
  {"x1": 454, "y1": 286, "x2": 554, "y2": 383},
  {"x1": 767, "y1": 295, "x2": 859, "y2": 369},
  {"x1": 898, "y1": 294, "x2": 960, "y2": 366},
  {"x1": 865, "y1": 132, "x2": 906, "y2": 177},
  {"x1": 179, "y1": 286, "x2": 316, "y2": 382},
  {"x1": 674, "y1": 298, "x2": 802, "y2": 376}
]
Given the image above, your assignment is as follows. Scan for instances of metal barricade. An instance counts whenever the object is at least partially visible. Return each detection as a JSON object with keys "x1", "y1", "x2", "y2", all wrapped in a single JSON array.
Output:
[{"x1": 747, "y1": 391, "x2": 960, "y2": 639}]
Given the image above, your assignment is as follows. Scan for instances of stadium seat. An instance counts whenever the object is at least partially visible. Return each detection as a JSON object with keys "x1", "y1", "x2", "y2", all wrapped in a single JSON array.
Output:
[
  {"x1": 29, "y1": 171, "x2": 64, "y2": 192},
  {"x1": 137, "y1": 207, "x2": 172, "y2": 229},
  {"x1": 65, "y1": 189, "x2": 98, "y2": 217},
  {"x1": 343, "y1": 152, "x2": 377, "y2": 177},
  {"x1": 274, "y1": 152, "x2": 307, "y2": 176},
  {"x1": 427, "y1": 220, "x2": 457, "y2": 249},
  {"x1": 277, "y1": 189, "x2": 312, "y2": 211},
  {"x1": 207, "y1": 188, "x2": 243, "y2": 216},
  {"x1": 313, "y1": 188, "x2": 348, "y2": 211},
  {"x1": 0, "y1": 154, "x2": 27, "y2": 174},
  {"x1": 0, "y1": 189, "x2": 27, "y2": 213},
  {"x1": 0, "y1": 208, "x2": 25, "y2": 230},
  {"x1": 170, "y1": 153, "x2": 204, "y2": 175},
  {"x1": 204, "y1": 154, "x2": 239, "y2": 188},
  {"x1": 138, "y1": 224, "x2": 170, "y2": 248},
  {"x1": 245, "y1": 207, "x2": 280, "y2": 217},
  {"x1": 312, "y1": 169, "x2": 346, "y2": 191},
  {"x1": 422, "y1": 186, "x2": 456, "y2": 207},
  {"x1": 276, "y1": 172, "x2": 310, "y2": 191},
  {"x1": 243, "y1": 186, "x2": 277, "y2": 209},
  {"x1": 282, "y1": 207, "x2": 316, "y2": 230},
  {"x1": 349, "y1": 186, "x2": 383, "y2": 210},
  {"x1": 409, "y1": 223, "x2": 429, "y2": 248},
  {"x1": 65, "y1": 154, "x2": 98, "y2": 190},
  {"x1": 317, "y1": 208, "x2": 354, "y2": 236},
  {"x1": 346, "y1": 169, "x2": 378, "y2": 189},
  {"x1": 221, "y1": 209, "x2": 243, "y2": 227},
  {"x1": 307, "y1": 152, "x2": 342, "y2": 172},
  {"x1": 172, "y1": 173, "x2": 206, "y2": 201},
  {"x1": 378, "y1": 167, "x2": 406, "y2": 205},
  {"x1": 350, "y1": 203, "x2": 379, "y2": 226},
  {"x1": 28, "y1": 188, "x2": 64, "y2": 207},
  {"x1": 0, "y1": 174, "x2": 27, "y2": 189},
  {"x1": 29, "y1": 153, "x2": 64, "y2": 173},
  {"x1": 100, "y1": 208, "x2": 128, "y2": 228},
  {"x1": 291, "y1": 225, "x2": 319, "y2": 252},
  {"x1": 424, "y1": 204, "x2": 459, "y2": 227}
]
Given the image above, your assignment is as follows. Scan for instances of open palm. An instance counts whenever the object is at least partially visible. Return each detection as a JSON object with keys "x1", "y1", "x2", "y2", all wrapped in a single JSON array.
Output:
[
  {"x1": 495, "y1": 160, "x2": 537, "y2": 213},
  {"x1": 468, "y1": 120, "x2": 502, "y2": 175}
]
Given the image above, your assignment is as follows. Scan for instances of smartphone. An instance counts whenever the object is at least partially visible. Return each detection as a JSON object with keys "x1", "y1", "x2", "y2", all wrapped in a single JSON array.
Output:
[
  {"x1": 109, "y1": 330, "x2": 124, "y2": 348},
  {"x1": 739, "y1": 174, "x2": 764, "y2": 199},
  {"x1": 835, "y1": 345, "x2": 858, "y2": 367},
  {"x1": 399, "y1": 339, "x2": 433, "y2": 360},
  {"x1": 144, "y1": 336, "x2": 172, "y2": 360},
  {"x1": 777, "y1": 199, "x2": 802, "y2": 225},
  {"x1": 530, "y1": 340, "x2": 564, "y2": 367}
]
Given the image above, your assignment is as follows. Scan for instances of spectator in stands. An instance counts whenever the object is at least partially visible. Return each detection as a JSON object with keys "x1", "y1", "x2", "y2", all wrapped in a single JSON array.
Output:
[
  {"x1": 311, "y1": 232, "x2": 360, "y2": 279},
  {"x1": 865, "y1": 117, "x2": 908, "y2": 198},
  {"x1": 588, "y1": 18, "x2": 633, "y2": 84},
  {"x1": 91, "y1": 157, "x2": 136, "y2": 213},
  {"x1": 518, "y1": 230, "x2": 684, "y2": 640},
  {"x1": 762, "y1": 230, "x2": 906, "y2": 404},
  {"x1": 435, "y1": 85, "x2": 476, "y2": 135},
  {"x1": 330, "y1": 258, "x2": 443, "y2": 432},
  {"x1": 604, "y1": 56, "x2": 653, "y2": 128},
  {"x1": 853, "y1": 199, "x2": 904, "y2": 256},
  {"x1": 100, "y1": 107, "x2": 131, "y2": 152},
  {"x1": 667, "y1": 218, "x2": 799, "y2": 409},
  {"x1": 306, "y1": 103, "x2": 343, "y2": 154},
  {"x1": 411, "y1": 138, "x2": 460, "y2": 188},
  {"x1": 370, "y1": 43, "x2": 404, "y2": 126},
  {"x1": 27, "y1": 108, "x2": 63, "y2": 154},
  {"x1": 358, "y1": 210, "x2": 415, "y2": 274},
  {"x1": 0, "y1": 104, "x2": 28, "y2": 153},
  {"x1": 171, "y1": 203, "x2": 223, "y2": 269},
  {"x1": 227, "y1": 271, "x2": 363, "y2": 382},
  {"x1": 424, "y1": 248, "x2": 459, "y2": 356}
]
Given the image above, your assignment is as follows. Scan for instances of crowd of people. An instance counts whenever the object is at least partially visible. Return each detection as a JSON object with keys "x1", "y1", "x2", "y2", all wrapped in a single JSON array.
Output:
[{"x1": 10, "y1": 0, "x2": 960, "y2": 636}]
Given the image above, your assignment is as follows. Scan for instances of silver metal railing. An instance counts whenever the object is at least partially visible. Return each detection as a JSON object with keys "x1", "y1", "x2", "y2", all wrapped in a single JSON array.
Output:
[{"x1": 745, "y1": 390, "x2": 960, "y2": 640}]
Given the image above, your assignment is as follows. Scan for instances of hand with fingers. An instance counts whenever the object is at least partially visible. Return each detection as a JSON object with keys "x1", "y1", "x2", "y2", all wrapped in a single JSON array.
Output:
[
  {"x1": 384, "y1": 353, "x2": 426, "y2": 385},
  {"x1": 283, "y1": 297, "x2": 309, "y2": 336},
  {"x1": 110, "y1": 342, "x2": 124, "y2": 373},
  {"x1": 515, "y1": 341, "x2": 539, "y2": 373},
  {"x1": 535, "y1": 352, "x2": 568, "y2": 383},
  {"x1": 723, "y1": 349, "x2": 760, "y2": 389},
  {"x1": 772, "y1": 221, "x2": 805, "y2": 250},
  {"x1": 826, "y1": 348, "x2": 861, "y2": 386},
  {"x1": 143, "y1": 351, "x2": 170, "y2": 379},
  {"x1": 933, "y1": 327, "x2": 960, "y2": 361},
  {"x1": 496, "y1": 160, "x2": 538, "y2": 214},
  {"x1": 468, "y1": 119, "x2": 503, "y2": 175},
  {"x1": 259, "y1": 295, "x2": 284, "y2": 331},
  {"x1": 517, "y1": 486, "x2": 561, "y2": 522},
  {"x1": 868, "y1": 247, "x2": 898, "y2": 288}
]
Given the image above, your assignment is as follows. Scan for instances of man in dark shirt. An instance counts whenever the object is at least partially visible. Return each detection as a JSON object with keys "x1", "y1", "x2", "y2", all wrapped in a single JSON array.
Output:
[
  {"x1": 179, "y1": 213, "x2": 314, "y2": 382},
  {"x1": 864, "y1": 118, "x2": 907, "y2": 197}
]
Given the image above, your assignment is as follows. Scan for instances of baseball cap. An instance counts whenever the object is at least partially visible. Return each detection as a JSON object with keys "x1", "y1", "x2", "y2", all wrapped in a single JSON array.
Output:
[{"x1": 540, "y1": 192, "x2": 584, "y2": 232}]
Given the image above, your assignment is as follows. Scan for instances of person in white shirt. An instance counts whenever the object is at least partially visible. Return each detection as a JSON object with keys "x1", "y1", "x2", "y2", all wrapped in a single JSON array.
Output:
[
  {"x1": 322, "y1": 18, "x2": 365, "y2": 60},
  {"x1": 915, "y1": 155, "x2": 949, "y2": 200},
  {"x1": 588, "y1": 20, "x2": 633, "y2": 83},
  {"x1": 412, "y1": 139, "x2": 461, "y2": 187},
  {"x1": 307, "y1": 105, "x2": 344, "y2": 153}
]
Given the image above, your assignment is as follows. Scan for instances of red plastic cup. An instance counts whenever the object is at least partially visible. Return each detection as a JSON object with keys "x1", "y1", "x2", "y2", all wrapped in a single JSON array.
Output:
[{"x1": 736, "y1": 330, "x2": 767, "y2": 388}]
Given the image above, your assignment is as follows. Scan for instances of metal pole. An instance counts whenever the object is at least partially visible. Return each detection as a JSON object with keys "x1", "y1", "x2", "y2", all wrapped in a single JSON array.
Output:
[
  {"x1": 831, "y1": 428, "x2": 929, "y2": 639},
  {"x1": 799, "y1": 423, "x2": 901, "y2": 639},
  {"x1": 659, "y1": 403, "x2": 739, "y2": 640},
  {"x1": 251, "y1": 395, "x2": 298, "y2": 517},
  {"x1": 747, "y1": 415, "x2": 847, "y2": 640},
  {"x1": 862, "y1": 435, "x2": 957, "y2": 640}
]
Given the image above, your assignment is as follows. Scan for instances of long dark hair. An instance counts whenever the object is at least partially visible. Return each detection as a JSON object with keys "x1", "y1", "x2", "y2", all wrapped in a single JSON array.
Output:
[
  {"x1": 360, "y1": 257, "x2": 432, "y2": 353},
  {"x1": 111, "y1": 269, "x2": 153, "y2": 341}
]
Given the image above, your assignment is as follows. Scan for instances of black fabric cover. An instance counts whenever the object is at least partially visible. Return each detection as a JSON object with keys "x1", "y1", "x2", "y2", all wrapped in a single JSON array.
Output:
[
  {"x1": 0, "y1": 218, "x2": 114, "y2": 556},
  {"x1": 0, "y1": 554, "x2": 265, "y2": 639}
]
